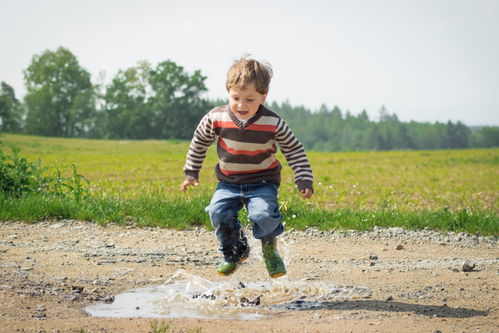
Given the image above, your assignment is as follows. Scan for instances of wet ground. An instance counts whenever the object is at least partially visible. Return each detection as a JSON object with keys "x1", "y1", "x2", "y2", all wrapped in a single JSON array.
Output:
[
  {"x1": 86, "y1": 270, "x2": 372, "y2": 320},
  {"x1": 0, "y1": 220, "x2": 498, "y2": 332}
]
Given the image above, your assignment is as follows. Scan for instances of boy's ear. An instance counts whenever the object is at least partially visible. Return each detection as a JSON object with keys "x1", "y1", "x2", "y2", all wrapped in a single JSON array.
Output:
[{"x1": 261, "y1": 93, "x2": 268, "y2": 104}]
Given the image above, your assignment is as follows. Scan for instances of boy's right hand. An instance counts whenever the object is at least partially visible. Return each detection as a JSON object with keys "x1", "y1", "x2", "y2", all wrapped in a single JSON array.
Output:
[{"x1": 180, "y1": 179, "x2": 199, "y2": 192}]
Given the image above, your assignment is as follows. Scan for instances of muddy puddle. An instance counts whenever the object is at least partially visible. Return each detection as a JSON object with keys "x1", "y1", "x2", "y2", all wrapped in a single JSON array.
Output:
[{"x1": 85, "y1": 270, "x2": 371, "y2": 320}]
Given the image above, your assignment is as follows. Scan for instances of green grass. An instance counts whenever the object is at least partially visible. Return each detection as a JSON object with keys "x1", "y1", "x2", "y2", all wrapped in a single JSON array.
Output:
[
  {"x1": 1, "y1": 134, "x2": 498, "y2": 235},
  {"x1": 149, "y1": 320, "x2": 202, "y2": 333},
  {"x1": 1, "y1": 194, "x2": 496, "y2": 235},
  {"x1": 0, "y1": 193, "x2": 211, "y2": 228}
]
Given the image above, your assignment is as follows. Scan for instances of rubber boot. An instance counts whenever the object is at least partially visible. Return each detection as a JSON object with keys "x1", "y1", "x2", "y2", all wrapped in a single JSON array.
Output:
[
  {"x1": 216, "y1": 230, "x2": 250, "y2": 276},
  {"x1": 261, "y1": 236, "x2": 286, "y2": 278}
]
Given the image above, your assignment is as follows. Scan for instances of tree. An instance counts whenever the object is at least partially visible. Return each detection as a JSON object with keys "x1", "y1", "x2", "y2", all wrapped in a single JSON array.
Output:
[
  {"x1": 444, "y1": 121, "x2": 470, "y2": 148},
  {"x1": 0, "y1": 82, "x2": 22, "y2": 132},
  {"x1": 100, "y1": 60, "x2": 209, "y2": 139},
  {"x1": 100, "y1": 61, "x2": 153, "y2": 139},
  {"x1": 24, "y1": 47, "x2": 95, "y2": 137},
  {"x1": 148, "y1": 60, "x2": 209, "y2": 139},
  {"x1": 471, "y1": 127, "x2": 499, "y2": 147}
]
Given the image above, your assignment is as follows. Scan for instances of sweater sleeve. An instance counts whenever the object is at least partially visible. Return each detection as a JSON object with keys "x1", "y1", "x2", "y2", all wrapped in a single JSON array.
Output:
[
  {"x1": 274, "y1": 119, "x2": 314, "y2": 192},
  {"x1": 183, "y1": 112, "x2": 216, "y2": 180}
]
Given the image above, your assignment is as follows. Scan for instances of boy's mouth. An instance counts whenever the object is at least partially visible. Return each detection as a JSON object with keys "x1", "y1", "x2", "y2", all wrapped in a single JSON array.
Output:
[{"x1": 237, "y1": 111, "x2": 249, "y2": 116}]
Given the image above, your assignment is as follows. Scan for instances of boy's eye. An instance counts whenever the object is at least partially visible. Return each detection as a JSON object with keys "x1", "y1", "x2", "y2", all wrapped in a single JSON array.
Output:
[{"x1": 247, "y1": 99, "x2": 254, "y2": 102}]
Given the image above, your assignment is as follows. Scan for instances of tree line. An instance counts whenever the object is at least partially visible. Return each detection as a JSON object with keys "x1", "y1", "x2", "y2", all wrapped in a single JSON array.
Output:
[
  {"x1": 269, "y1": 103, "x2": 499, "y2": 151},
  {"x1": 1, "y1": 46, "x2": 498, "y2": 151}
]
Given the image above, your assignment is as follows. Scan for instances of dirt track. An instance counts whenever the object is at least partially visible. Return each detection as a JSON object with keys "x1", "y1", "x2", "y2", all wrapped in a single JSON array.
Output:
[{"x1": 0, "y1": 220, "x2": 498, "y2": 333}]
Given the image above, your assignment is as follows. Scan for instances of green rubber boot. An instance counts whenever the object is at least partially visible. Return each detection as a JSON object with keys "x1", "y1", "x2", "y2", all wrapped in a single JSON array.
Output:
[
  {"x1": 216, "y1": 261, "x2": 238, "y2": 276},
  {"x1": 216, "y1": 247, "x2": 249, "y2": 276},
  {"x1": 216, "y1": 233, "x2": 250, "y2": 276},
  {"x1": 261, "y1": 236, "x2": 286, "y2": 278}
]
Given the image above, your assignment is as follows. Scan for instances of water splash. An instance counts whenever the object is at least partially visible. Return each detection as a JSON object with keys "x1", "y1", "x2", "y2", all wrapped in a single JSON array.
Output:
[{"x1": 85, "y1": 270, "x2": 371, "y2": 320}]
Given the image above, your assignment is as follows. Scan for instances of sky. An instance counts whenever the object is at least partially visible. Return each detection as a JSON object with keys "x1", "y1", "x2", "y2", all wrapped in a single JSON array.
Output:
[{"x1": 1, "y1": 0, "x2": 498, "y2": 126}]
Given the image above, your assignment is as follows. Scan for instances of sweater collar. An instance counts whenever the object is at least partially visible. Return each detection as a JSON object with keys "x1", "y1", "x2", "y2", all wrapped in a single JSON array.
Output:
[{"x1": 227, "y1": 104, "x2": 264, "y2": 129}]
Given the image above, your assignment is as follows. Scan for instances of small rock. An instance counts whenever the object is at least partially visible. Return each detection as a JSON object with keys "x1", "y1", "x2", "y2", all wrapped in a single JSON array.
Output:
[
  {"x1": 395, "y1": 244, "x2": 404, "y2": 250},
  {"x1": 20, "y1": 266, "x2": 34, "y2": 271},
  {"x1": 388, "y1": 227, "x2": 405, "y2": 235},
  {"x1": 386, "y1": 295, "x2": 393, "y2": 301},
  {"x1": 71, "y1": 286, "x2": 84, "y2": 294},
  {"x1": 369, "y1": 254, "x2": 379, "y2": 260},
  {"x1": 53, "y1": 276, "x2": 67, "y2": 281},
  {"x1": 33, "y1": 305, "x2": 47, "y2": 320},
  {"x1": 33, "y1": 312, "x2": 46, "y2": 319},
  {"x1": 102, "y1": 296, "x2": 115, "y2": 303},
  {"x1": 462, "y1": 262, "x2": 476, "y2": 272},
  {"x1": 148, "y1": 277, "x2": 164, "y2": 282},
  {"x1": 239, "y1": 295, "x2": 261, "y2": 306}
]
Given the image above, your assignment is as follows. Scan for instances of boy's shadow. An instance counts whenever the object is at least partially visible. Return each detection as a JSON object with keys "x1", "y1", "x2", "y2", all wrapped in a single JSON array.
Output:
[{"x1": 274, "y1": 299, "x2": 488, "y2": 318}]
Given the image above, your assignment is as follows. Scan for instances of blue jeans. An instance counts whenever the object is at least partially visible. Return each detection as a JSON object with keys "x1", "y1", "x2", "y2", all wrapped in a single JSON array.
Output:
[{"x1": 205, "y1": 181, "x2": 284, "y2": 253}]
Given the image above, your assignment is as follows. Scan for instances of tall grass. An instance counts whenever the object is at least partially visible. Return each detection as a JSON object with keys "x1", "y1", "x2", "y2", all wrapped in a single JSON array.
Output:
[{"x1": 1, "y1": 134, "x2": 498, "y2": 235}]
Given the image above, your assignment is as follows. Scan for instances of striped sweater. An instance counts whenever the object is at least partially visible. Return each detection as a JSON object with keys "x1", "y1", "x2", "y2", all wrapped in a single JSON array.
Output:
[{"x1": 183, "y1": 104, "x2": 314, "y2": 191}]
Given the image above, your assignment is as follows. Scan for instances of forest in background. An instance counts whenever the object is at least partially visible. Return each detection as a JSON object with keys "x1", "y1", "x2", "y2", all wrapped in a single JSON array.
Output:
[{"x1": 1, "y1": 46, "x2": 498, "y2": 151}]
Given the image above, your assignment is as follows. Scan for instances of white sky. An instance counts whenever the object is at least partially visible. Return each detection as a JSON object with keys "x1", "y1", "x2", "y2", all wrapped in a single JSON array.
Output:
[{"x1": 1, "y1": 0, "x2": 498, "y2": 126}]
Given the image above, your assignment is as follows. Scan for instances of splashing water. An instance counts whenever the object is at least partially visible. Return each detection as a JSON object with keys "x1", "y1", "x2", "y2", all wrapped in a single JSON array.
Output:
[{"x1": 85, "y1": 270, "x2": 371, "y2": 320}]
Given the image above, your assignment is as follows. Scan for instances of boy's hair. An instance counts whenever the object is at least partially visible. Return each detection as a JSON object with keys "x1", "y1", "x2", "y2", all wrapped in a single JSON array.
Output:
[{"x1": 226, "y1": 55, "x2": 273, "y2": 95}]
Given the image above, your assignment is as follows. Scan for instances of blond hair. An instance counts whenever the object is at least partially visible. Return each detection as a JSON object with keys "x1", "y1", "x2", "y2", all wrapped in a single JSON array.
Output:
[{"x1": 226, "y1": 55, "x2": 273, "y2": 95}]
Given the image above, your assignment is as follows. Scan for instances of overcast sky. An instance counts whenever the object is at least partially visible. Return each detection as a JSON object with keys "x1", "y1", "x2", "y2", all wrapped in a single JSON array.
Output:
[{"x1": 1, "y1": 0, "x2": 498, "y2": 126}]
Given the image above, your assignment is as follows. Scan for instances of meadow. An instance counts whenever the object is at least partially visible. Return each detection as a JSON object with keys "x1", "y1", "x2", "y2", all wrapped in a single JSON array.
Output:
[{"x1": 1, "y1": 134, "x2": 498, "y2": 235}]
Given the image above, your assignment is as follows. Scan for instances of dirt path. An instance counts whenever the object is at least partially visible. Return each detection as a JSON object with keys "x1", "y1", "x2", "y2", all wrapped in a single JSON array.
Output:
[{"x1": 0, "y1": 220, "x2": 497, "y2": 333}]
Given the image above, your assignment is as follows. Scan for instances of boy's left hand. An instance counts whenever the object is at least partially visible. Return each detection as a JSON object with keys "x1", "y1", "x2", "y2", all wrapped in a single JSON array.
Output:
[{"x1": 300, "y1": 188, "x2": 313, "y2": 199}]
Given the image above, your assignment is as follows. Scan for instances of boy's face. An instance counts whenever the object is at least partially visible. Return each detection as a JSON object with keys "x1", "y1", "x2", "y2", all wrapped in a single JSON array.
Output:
[{"x1": 228, "y1": 83, "x2": 267, "y2": 120}]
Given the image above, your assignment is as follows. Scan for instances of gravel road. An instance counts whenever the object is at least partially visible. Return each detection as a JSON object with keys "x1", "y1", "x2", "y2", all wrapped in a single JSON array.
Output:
[{"x1": 0, "y1": 220, "x2": 497, "y2": 332}]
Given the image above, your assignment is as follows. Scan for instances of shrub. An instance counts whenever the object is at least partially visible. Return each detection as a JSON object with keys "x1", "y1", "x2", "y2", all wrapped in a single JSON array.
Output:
[{"x1": 0, "y1": 138, "x2": 89, "y2": 200}]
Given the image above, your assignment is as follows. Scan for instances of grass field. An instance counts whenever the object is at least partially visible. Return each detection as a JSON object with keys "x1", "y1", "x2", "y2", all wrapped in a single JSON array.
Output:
[{"x1": 1, "y1": 134, "x2": 498, "y2": 234}]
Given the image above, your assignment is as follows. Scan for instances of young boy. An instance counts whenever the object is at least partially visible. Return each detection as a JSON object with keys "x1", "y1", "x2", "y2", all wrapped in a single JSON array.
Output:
[{"x1": 180, "y1": 56, "x2": 313, "y2": 278}]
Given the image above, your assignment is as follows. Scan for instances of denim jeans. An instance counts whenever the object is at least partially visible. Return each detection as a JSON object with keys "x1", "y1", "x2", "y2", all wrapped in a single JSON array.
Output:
[{"x1": 205, "y1": 181, "x2": 283, "y2": 253}]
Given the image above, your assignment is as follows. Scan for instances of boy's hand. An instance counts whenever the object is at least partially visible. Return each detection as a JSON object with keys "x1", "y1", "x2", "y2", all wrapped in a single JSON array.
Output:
[
  {"x1": 300, "y1": 188, "x2": 313, "y2": 199},
  {"x1": 180, "y1": 179, "x2": 199, "y2": 192}
]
